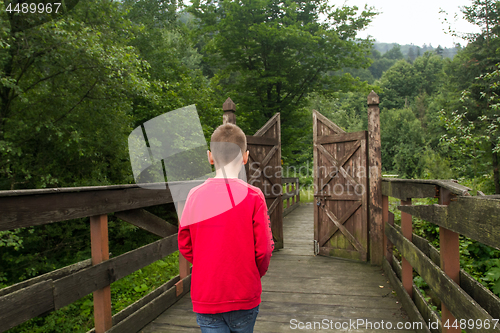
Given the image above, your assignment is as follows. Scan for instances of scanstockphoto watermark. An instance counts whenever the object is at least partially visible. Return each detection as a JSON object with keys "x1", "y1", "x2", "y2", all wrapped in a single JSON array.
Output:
[
  {"x1": 249, "y1": 162, "x2": 378, "y2": 197},
  {"x1": 289, "y1": 318, "x2": 424, "y2": 330},
  {"x1": 249, "y1": 162, "x2": 380, "y2": 180}
]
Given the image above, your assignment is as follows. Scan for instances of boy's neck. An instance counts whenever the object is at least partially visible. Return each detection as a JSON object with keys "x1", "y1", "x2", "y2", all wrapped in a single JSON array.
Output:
[{"x1": 214, "y1": 166, "x2": 241, "y2": 179}]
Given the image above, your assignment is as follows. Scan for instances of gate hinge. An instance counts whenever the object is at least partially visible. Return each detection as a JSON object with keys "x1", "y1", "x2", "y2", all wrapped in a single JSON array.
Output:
[{"x1": 313, "y1": 240, "x2": 319, "y2": 255}]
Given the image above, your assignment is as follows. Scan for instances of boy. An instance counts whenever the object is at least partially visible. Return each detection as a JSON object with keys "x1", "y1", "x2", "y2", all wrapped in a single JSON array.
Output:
[{"x1": 178, "y1": 123, "x2": 274, "y2": 333}]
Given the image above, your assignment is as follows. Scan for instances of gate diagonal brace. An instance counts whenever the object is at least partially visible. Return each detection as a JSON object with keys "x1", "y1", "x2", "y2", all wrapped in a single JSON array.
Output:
[
  {"x1": 320, "y1": 204, "x2": 365, "y2": 254},
  {"x1": 248, "y1": 148, "x2": 280, "y2": 194},
  {"x1": 315, "y1": 144, "x2": 360, "y2": 190},
  {"x1": 318, "y1": 141, "x2": 361, "y2": 193}
]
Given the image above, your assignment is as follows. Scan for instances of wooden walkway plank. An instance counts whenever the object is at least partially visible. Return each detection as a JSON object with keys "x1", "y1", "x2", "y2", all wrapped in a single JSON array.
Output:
[{"x1": 140, "y1": 204, "x2": 415, "y2": 333}]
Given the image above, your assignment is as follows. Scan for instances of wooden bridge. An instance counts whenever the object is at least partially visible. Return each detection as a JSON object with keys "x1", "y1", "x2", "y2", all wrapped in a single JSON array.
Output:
[
  {"x1": 141, "y1": 203, "x2": 414, "y2": 333},
  {"x1": 1, "y1": 94, "x2": 500, "y2": 333}
]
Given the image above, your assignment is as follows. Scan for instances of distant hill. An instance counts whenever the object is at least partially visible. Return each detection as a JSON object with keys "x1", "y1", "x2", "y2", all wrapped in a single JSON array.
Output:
[{"x1": 373, "y1": 42, "x2": 460, "y2": 60}]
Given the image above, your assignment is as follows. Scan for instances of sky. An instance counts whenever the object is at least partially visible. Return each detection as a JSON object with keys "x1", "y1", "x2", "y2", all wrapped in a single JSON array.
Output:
[{"x1": 329, "y1": 0, "x2": 482, "y2": 48}]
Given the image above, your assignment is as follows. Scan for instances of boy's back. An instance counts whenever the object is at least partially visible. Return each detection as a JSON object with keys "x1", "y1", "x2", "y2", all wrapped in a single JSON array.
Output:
[{"x1": 178, "y1": 177, "x2": 274, "y2": 314}]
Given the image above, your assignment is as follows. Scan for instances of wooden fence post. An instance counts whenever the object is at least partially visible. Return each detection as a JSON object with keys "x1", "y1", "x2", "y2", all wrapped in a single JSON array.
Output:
[
  {"x1": 296, "y1": 179, "x2": 300, "y2": 203},
  {"x1": 293, "y1": 181, "x2": 297, "y2": 205},
  {"x1": 387, "y1": 211, "x2": 395, "y2": 265},
  {"x1": 439, "y1": 187, "x2": 460, "y2": 333},
  {"x1": 382, "y1": 195, "x2": 391, "y2": 264},
  {"x1": 368, "y1": 91, "x2": 383, "y2": 265},
  {"x1": 400, "y1": 199, "x2": 413, "y2": 298},
  {"x1": 90, "y1": 214, "x2": 112, "y2": 333},
  {"x1": 223, "y1": 98, "x2": 236, "y2": 125},
  {"x1": 287, "y1": 183, "x2": 291, "y2": 208}
]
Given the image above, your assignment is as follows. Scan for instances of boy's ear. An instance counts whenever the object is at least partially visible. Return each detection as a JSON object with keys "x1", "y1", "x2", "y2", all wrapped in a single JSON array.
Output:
[
  {"x1": 243, "y1": 150, "x2": 249, "y2": 165},
  {"x1": 207, "y1": 150, "x2": 214, "y2": 165}
]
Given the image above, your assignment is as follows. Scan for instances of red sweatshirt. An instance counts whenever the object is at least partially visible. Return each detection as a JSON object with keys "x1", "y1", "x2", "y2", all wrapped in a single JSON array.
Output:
[{"x1": 178, "y1": 177, "x2": 274, "y2": 314}]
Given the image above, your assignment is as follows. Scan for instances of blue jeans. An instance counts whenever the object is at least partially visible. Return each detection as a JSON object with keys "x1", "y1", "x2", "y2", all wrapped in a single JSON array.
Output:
[{"x1": 195, "y1": 305, "x2": 259, "y2": 333}]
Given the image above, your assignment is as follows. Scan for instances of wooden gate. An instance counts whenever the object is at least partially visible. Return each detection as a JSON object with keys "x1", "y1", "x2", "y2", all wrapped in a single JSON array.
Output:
[
  {"x1": 223, "y1": 99, "x2": 283, "y2": 250},
  {"x1": 245, "y1": 113, "x2": 282, "y2": 250},
  {"x1": 313, "y1": 110, "x2": 369, "y2": 261}
]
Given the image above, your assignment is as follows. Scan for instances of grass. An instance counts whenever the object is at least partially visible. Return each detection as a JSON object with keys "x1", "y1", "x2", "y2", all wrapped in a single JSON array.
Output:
[{"x1": 299, "y1": 186, "x2": 315, "y2": 203}]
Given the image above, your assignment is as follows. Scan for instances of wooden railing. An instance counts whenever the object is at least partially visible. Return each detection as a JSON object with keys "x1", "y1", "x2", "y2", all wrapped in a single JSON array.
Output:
[
  {"x1": 0, "y1": 182, "x2": 199, "y2": 333},
  {"x1": 0, "y1": 177, "x2": 299, "y2": 332},
  {"x1": 282, "y1": 177, "x2": 300, "y2": 216},
  {"x1": 382, "y1": 178, "x2": 500, "y2": 333}
]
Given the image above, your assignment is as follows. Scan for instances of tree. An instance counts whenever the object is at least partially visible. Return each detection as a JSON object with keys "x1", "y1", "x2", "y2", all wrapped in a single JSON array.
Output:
[
  {"x1": 435, "y1": 45, "x2": 444, "y2": 57},
  {"x1": 308, "y1": 90, "x2": 369, "y2": 133},
  {"x1": 122, "y1": 0, "x2": 221, "y2": 139},
  {"x1": 436, "y1": 0, "x2": 500, "y2": 193},
  {"x1": 440, "y1": 63, "x2": 500, "y2": 194},
  {"x1": 189, "y1": 0, "x2": 377, "y2": 164},
  {"x1": 461, "y1": 0, "x2": 500, "y2": 44},
  {"x1": 384, "y1": 44, "x2": 404, "y2": 60},
  {"x1": 412, "y1": 52, "x2": 444, "y2": 96},
  {"x1": 379, "y1": 60, "x2": 420, "y2": 110},
  {"x1": 408, "y1": 46, "x2": 416, "y2": 63},
  {"x1": 368, "y1": 48, "x2": 397, "y2": 79},
  {"x1": 381, "y1": 107, "x2": 426, "y2": 178},
  {"x1": 379, "y1": 52, "x2": 445, "y2": 111},
  {"x1": 0, "y1": 1, "x2": 150, "y2": 189}
]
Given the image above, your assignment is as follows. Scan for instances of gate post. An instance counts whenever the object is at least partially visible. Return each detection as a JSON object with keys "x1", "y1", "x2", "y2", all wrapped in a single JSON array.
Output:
[
  {"x1": 367, "y1": 91, "x2": 383, "y2": 265},
  {"x1": 223, "y1": 98, "x2": 236, "y2": 124}
]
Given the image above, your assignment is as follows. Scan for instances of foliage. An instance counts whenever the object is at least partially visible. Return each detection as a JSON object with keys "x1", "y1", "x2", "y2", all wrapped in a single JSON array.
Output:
[
  {"x1": 4, "y1": 0, "x2": 500, "y2": 330},
  {"x1": 460, "y1": 239, "x2": 500, "y2": 297},
  {"x1": 420, "y1": 149, "x2": 455, "y2": 180},
  {"x1": 380, "y1": 107, "x2": 426, "y2": 178},
  {"x1": 484, "y1": 259, "x2": 500, "y2": 296},
  {"x1": 189, "y1": 0, "x2": 377, "y2": 165},
  {"x1": 308, "y1": 91, "x2": 372, "y2": 132},
  {"x1": 410, "y1": 198, "x2": 441, "y2": 248},
  {"x1": 461, "y1": 0, "x2": 500, "y2": 42},
  {"x1": 379, "y1": 52, "x2": 444, "y2": 111},
  {"x1": 6, "y1": 251, "x2": 180, "y2": 333},
  {"x1": 379, "y1": 60, "x2": 420, "y2": 110},
  {"x1": 438, "y1": 107, "x2": 492, "y2": 192},
  {"x1": 413, "y1": 275, "x2": 439, "y2": 312},
  {"x1": 0, "y1": 0, "x2": 148, "y2": 190},
  {"x1": 0, "y1": 213, "x2": 175, "y2": 287},
  {"x1": 438, "y1": 62, "x2": 500, "y2": 193},
  {"x1": 123, "y1": 0, "x2": 222, "y2": 141},
  {"x1": 368, "y1": 46, "x2": 402, "y2": 80}
]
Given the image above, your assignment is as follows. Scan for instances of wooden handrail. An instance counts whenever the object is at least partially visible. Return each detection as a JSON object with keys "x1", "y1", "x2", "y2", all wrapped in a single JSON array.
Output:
[
  {"x1": 0, "y1": 181, "x2": 206, "y2": 232},
  {"x1": 382, "y1": 178, "x2": 500, "y2": 333},
  {"x1": 0, "y1": 181, "x2": 199, "y2": 333},
  {"x1": 0, "y1": 176, "x2": 303, "y2": 332},
  {"x1": 382, "y1": 178, "x2": 472, "y2": 199}
]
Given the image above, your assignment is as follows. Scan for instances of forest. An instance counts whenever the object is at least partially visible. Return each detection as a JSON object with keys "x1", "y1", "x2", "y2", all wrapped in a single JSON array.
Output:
[{"x1": 0, "y1": 0, "x2": 499, "y2": 331}]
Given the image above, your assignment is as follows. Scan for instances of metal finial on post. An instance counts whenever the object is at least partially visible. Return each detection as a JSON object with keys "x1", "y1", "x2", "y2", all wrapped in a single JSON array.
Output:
[
  {"x1": 367, "y1": 90, "x2": 383, "y2": 265},
  {"x1": 223, "y1": 97, "x2": 236, "y2": 124}
]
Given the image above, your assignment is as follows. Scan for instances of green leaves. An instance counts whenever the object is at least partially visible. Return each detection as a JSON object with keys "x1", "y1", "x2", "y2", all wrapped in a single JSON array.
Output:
[
  {"x1": 484, "y1": 259, "x2": 500, "y2": 296},
  {"x1": 380, "y1": 107, "x2": 426, "y2": 178},
  {"x1": 0, "y1": 0, "x2": 152, "y2": 189},
  {"x1": 189, "y1": 0, "x2": 376, "y2": 164},
  {"x1": 133, "y1": 283, "x2": 149, "y2": 293},
  {"x1": 0, "y1": 229, "x2": 23, "y2": 250}
]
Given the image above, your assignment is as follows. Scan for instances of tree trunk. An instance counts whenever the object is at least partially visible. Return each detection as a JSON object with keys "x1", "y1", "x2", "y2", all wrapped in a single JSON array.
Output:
[{"x1": 493, "y1": 144, "x2": 500, "y2": 194}]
